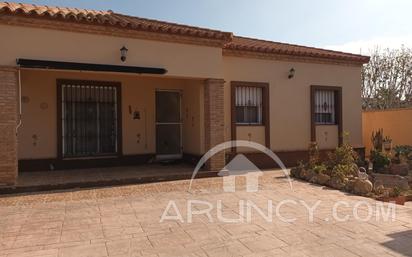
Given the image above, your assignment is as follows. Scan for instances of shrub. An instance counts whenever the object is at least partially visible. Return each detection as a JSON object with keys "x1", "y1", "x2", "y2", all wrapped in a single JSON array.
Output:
[
  {"x1": 390, "y1": 186, "x2": 402, "y2": 197},
  {"x1": 322, "y1": 133, "x2": 360, "y2": 183},
  {"x1": 331, "y1": 164, "x2": 357, "y2": 180},
  {"x1": 290, "y1": 161, "x2": 305, "y2": 178},
  {"x1": 327, "y1": 133, "x2": 358, "y2": 170},
  {"x1": 370, "y1": 149, "x2": 390, "y2": 172},
  {"x1": 308, "y1": 142, "x2": 320, "y2": 169},
  {"x1": 312, "y1": 164, "x2": 327, "y2": 175},
  {"x1": 393, "y1": 145, "x2": 412, "y2": 162}
]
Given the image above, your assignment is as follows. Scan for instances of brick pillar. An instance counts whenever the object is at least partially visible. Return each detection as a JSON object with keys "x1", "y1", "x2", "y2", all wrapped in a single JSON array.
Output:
[
  {"x1": 204, "y1": 78, "x2": 225, "y2": 171},
  {"x1": 0, "y1": 68, "x2": 18, "y2": 185}
]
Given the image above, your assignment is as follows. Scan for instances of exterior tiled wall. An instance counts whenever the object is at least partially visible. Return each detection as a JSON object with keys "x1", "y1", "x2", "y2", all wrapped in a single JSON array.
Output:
[
  {"x1": 0, "y1": 68, "x2": 18, "y2": 185},
  {"x1": 204, "y1": 79, "x2": 225, "y2": 171}
]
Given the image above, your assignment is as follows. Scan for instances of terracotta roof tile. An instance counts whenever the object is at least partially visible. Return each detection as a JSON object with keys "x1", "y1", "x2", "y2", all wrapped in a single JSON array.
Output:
[
  {"x1": 0, "y1": 2, "x2": 369, "y2": 63},
  {"x1": 225, "y1": 36, "x2": 370, "y2": 63},
  {"x1": 0, "y1": 2, "x2": 233, "y2": 41}
]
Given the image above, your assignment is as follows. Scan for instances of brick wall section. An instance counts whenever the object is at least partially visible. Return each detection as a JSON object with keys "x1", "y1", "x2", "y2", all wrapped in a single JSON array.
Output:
[
  {"x1": 204, "y1": 79, "x2": 225, "y2": 171},
  {"x1": 0, "y1": 68, "x2": 18, "y2": 185}
]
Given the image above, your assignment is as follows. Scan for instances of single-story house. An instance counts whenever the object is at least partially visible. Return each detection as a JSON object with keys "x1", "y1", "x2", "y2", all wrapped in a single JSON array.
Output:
[{"x1": 0, "y1": 2, "x2": 370, "y2": 185}]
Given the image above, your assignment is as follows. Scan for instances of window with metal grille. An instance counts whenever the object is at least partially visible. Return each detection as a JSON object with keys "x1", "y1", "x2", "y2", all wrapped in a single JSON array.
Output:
[
  {"x1": 235, "y1": 86, "x2": 263, "y2": 124},
  {"x1": 61, "y1": 83, "x2": 118, "y2": 158},
  {"x1": 314, "y1": 89, "x2": 336, "y2": 124}
]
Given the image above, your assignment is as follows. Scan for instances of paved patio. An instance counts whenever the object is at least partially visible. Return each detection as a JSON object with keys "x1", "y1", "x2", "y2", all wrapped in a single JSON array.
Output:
[{"x1": 0, "y1": 170, "x2": 411, "y2": 257}]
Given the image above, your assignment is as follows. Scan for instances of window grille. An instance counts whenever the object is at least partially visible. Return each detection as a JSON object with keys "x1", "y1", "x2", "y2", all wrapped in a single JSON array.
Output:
[
  {"x1": 61, "y1": 83, "x2": 118, "y2": 158},
  {"x1": 314, "y1": 89, "x2": 335, "y2": 124},
  {"x1": 235, "y1": 86, "x2": 263, "y2": 124}
]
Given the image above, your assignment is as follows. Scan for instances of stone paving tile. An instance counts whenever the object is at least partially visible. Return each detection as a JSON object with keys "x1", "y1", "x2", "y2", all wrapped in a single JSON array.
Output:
[
  {"x1": 299, "y1": 243, "x2": 360, "y2": 257},
  {"x1": 60, "y1": 227, "x2": 105, "y2": 243},
  {"x1": 238, "y1": 234, "x2": 287, "y2": 252},
  {"x1": 63, "y1": 217, "x2": 102, "y2": 230},
  {"x1": 103, "y1": 226, "x2": 145, "y2": 239},
  {"x1": 242, "y1": 248, "x2": 289, "y2": 257},
  {"x1": 6, "y1": 249, "x2": 58, "y2": 257},
  {"x1": 105, "y1": 237, "x2": 153, "y2": 256},
  {"x1": 148, "y1": 229, "x2": 194, "y2": 248},
  {"x1": 0, "y1": 170, "x2": 411, "y2": 256},
  {"x1": 58, "y1": 243, "x2": 108, "y2": 257},
  {"x1": 43, "y1": 240, "x2": 92, "y2": 251},
  {"x1": 201, "y1": 240, "x2": 253, "y2": 257},
  {"x1": 13, "y1": 233, "x2": 61, "y2": 248},
  {"x1": 0, "y1": 235, "x2": 16, "y2": 251},
  {"x1": 0, "y1": 245, "x2": 45, "y2": 256},
  {"x1": 220, "y1": 223, "x2": 264, "y2": 237},
  {"x1": 183, "y1": 226, "x2": 231, "y2": 245}
]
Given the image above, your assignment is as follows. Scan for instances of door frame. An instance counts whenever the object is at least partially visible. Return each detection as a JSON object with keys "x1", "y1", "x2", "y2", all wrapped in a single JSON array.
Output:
[{"x1": 155, "y1": 89, "x2": 183, "y2": 160}]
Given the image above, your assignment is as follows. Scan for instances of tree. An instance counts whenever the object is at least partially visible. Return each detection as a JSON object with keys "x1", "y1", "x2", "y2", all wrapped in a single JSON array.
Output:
[{"x1": 362, "y1": 47, "x2": 412, "y2": 110}]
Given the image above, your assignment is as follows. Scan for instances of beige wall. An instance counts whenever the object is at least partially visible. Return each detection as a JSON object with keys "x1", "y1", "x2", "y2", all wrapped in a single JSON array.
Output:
[
  {"x1": 182, "y1": 83, "x2": 204, "y2": 155},
  {"x1": 5, "y1": 24, "x2": 365, "y2": 160},
  {"x1": 0, "y1": 25, "x2": 223, "y2": 79},
  {"x1": 363, "y1": 108, "x2": 412, "y2": 156},
  {"x1": 236, "y1": 126, "x2": 266, "y2": 152},
  {"x1": 223, "y1": 56, "x2": 363, "y2": 151},
  {"x1": 17, "y1": 60, "x2": 364, "y2": 160},
  {"x1": 18, "y1": 69, "x2": 204, "y2": 160},
  {"x1": 316, "y1": 125, "x2": 339, "y2": 149}
]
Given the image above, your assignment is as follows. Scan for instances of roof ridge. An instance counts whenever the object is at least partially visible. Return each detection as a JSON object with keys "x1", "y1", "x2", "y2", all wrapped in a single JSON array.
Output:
[
  {"x1": 231, "y1": 35, "x2": 369, "y2": 58},
  {"x1": 1, "y1": 1, "x2": 111, "y2": 15},
  {"x1": 0, "y1": 1, "x2": 232, "y2": 41},
  {"x1": 112, "y1": 12, "x2": 231, "y2": 35}
]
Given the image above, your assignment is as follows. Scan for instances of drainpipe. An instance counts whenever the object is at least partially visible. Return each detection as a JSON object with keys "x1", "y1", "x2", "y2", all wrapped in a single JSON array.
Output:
[{"x1": 15, "y1": 68, "x2": 22, "y2": 134}]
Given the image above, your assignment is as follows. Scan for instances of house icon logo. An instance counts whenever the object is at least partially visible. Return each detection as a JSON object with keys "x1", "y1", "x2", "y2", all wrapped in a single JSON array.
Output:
[
  {"x1": 218, "y1": 154, "x2": 263, "y2": 192},
  {"x1": 189, "y1": 140, "x2": 293, "y2": 192}
]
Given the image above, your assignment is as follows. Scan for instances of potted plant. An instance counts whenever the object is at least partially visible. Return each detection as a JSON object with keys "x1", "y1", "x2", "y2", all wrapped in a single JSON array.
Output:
[
  {"x1": 370, "y1": 150, "x2": 390, "y2": 173},
  {"x1": 377, "y1": 186, "x2": 406, "y2": 205},
  {"x1": 383, "y1": 136, "x2": 392, "y2": 152},
  {"x1": 393, "y1": 145, "x2": 412, "y2": 170},
  {"x1": 371, "y1": 129, "x2": 384, "y2": 152}
]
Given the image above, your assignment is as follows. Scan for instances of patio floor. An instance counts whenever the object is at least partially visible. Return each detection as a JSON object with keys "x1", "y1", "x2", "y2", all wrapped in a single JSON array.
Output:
[
  {"x1": 0, "y1": 163, "x2": 215, "y2": 194},
  {"x1": 0, "y1": 170, "x2": 411, "y2": 256}
]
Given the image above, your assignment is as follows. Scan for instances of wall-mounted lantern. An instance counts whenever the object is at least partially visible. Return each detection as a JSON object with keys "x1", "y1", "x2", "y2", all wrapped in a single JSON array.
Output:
[
  {"x1": 288, "y1": 68, "x2": 295, "y2": 79},
  {"x1": 120, "y1": 46, "x2": 128, "y2": 62}
]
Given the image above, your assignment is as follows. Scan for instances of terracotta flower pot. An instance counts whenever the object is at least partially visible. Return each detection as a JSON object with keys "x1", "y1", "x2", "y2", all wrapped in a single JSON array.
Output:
[
  {"x1": 377, "y1": 195, "x2": 406, "y2": 205},
  {"x1": 383, "y1": 141, "x2": 392, "y2": 152}
]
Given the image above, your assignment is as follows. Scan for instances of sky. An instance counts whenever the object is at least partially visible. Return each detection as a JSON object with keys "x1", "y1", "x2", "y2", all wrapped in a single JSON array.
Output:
[{"x1": 20, "y1": 0, "x2": 412, "y2": 54}]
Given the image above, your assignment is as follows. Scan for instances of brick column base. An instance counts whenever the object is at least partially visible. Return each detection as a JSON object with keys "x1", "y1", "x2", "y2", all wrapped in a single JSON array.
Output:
[
  {"x1": 204, "y1": 78, "x2": 225, "y2": 171},
  {"x1": 0, "y1": 68, "x2": 18, "y2": 186}
]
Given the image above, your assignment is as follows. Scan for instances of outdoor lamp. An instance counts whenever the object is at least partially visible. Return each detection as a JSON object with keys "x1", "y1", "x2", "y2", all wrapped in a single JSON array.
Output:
[
  {"x1": 120, "y1": 46, "x2": 128, "y2": 62},
  {"x1": 288, "y1": 68, "x2": 295, "y2": 79}
]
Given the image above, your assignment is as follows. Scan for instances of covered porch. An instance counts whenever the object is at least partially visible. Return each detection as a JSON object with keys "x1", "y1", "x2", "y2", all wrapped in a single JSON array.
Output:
[{"x1": 0, "y1": 66, "x2": 225, "y2": 186}]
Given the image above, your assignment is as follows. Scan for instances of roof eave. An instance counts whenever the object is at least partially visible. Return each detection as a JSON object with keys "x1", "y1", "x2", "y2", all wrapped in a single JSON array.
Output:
[
  {"x1": 0, "y1": 13, "x2": 232, "y2": 47},
  {"x1": 223, "y1": 48, "x2": 370, "y2": 66}
]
